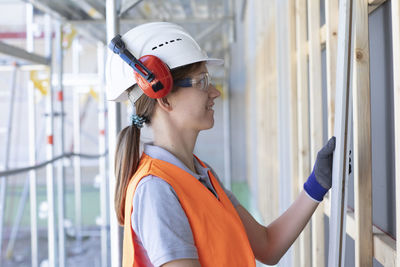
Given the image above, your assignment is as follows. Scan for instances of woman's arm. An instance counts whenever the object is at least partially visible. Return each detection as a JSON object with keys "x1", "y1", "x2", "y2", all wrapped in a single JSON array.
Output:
[
  {"x1": 236, "y1": 190, "x2": 318, "y2": 265},
  {"x1": 236, "y1": 137, "x2": 335, "y2": 265}
]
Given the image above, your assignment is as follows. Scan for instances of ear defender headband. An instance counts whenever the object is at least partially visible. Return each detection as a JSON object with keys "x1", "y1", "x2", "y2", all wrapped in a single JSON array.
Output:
[{"x1": 108, "y1": 34, "x2": 173, "y2": 99}]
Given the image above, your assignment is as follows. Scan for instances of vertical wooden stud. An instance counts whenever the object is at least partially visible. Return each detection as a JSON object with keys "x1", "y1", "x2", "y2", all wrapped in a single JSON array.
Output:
[
  {"x1": 289, "y1": 0, "x2": 300, "y2": 263},
  {"x1": 244, "y1": 0, "x2": 258, "y2": 220},
  {"x1": 353, "y1": 1, "x2": 373, "y2": 266},
  {"x1": 391, "y1": 0, "x2": 400, "y2": 267},
  {"x1": 295, "y1": 0, "x2": 312, "y2": 265},
  {"x1": 255, "y1": 0, "x2": 271, "y2": 223},
  {"x1": 276, "y1": 1, "x2": 295, "y2": 264},
  {"x1": 261, "y1": 0, "x2": 280, "y2": 225},
  {"x1": 325, "y1": 0, "x2": 339, "y2": 137},
  {"x1": 307, "y1": 0, "x2": 325, "y2": 266}
]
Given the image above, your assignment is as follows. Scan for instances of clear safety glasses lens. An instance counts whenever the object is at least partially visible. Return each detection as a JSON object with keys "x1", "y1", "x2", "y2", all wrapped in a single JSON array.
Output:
[{"x1": 175, "y1": 73, "x2": 210, "y2": 91}]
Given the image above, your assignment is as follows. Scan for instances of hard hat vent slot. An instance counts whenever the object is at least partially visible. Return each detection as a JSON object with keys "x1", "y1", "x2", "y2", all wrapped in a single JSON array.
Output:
[{"x1": 151, "y1": 38, "x2": 183, "y2": 51}]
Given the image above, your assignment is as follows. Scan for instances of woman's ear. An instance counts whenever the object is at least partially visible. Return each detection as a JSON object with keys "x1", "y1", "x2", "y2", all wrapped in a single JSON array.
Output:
[{"x1": 156, "y1": 97, "x2": 172, "y2": 112}]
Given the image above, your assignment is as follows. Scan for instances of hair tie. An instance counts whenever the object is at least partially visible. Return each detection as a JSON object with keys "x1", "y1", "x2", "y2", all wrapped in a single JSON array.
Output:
[{"x1": 131, "y1": 114, "x2": 147, "y2": 129}]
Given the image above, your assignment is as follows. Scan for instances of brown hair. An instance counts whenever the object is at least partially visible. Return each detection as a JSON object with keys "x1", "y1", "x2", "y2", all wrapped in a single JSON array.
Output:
[{"x1": 114, "y1": 62, "x2": 203, "y2": 225}]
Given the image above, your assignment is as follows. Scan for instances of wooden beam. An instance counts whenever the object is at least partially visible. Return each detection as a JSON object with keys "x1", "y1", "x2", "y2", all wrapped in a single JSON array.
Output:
[
  {"x1": 308, "y1": 0, "x2": 386, "y2": 50},
  {"x1": 325, "y1": 0, "x2": 339, "y2": 137},
  {"x1": 255, "y1": 0, "x2": 269, "y2": 225},
  {"x1": 368, "y1": 0, "x2": 386, "y2": 4},
  {"x1": 391, "y1": 0, "x2": 400, "y2": 267},
  {"x1": 353, "y1": 0, "x2": 373, "y2": 266},
  {"x1": 289, "y1": 0, "x2": 300, "y2": 263},
  {"x1": 368, "y1": 0, "x2": 386, "y2": 13},
  {"x1": 373, "y1": 232, "x2": 396, "y2": 267},
  {"x1": 295, "y1": 0, "x2": 312, "y2": 265},
  {"x1": 324, "y1": 201, "x2": 396, "y2": 266},
  {"x1": 307, "y1": 0, "x2": 325, "y2": 266},
  {"x1": 255, "y1": 0, "x2": 279, "y2": 226},
  {"x1": 276, "y1": 1, "x2": 296, "y2": 264},
  {"x1": 320, "y1": 24, "x2": 327, "y2": 49}
]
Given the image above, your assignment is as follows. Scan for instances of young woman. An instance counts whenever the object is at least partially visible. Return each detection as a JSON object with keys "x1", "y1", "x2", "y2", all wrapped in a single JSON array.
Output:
[{"x1": 106, "y1": 22, "x2": 335, "y2": 267}]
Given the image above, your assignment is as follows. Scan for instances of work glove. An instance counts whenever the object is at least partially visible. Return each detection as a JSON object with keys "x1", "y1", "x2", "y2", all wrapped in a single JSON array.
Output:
[{"x1": 303, "y1": 136, "x2": 336, "y2": 202}]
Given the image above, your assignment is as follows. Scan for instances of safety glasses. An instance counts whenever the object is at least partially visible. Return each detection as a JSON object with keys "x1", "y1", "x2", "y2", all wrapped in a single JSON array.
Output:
[{"x1": 174, "y1": 73, "x2": 211, "y2": 91}]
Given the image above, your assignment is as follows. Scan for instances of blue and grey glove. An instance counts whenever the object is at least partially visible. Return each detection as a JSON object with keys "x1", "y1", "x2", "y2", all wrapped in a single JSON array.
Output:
[{"x1": 304, "y1": 136, "x2": 336, "y2": 202}]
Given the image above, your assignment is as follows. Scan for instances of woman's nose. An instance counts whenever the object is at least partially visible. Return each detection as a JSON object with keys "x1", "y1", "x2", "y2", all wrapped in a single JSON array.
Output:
[{"x1": 209, "y1": 84, "x2": 221, "y2": 98}]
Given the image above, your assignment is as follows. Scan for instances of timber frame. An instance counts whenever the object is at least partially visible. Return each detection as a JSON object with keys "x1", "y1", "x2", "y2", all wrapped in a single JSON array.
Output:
[
  {"x1": 248, "y1": 0, "x2": 397, "y2": 266},
  {"x1": 298, "y1": 0, "x2": 395, "y2": 266}
]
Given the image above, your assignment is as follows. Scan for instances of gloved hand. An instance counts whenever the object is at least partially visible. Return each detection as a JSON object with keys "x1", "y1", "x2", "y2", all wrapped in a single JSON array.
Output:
[{"x1": 303, "y1": 136, "x2": 336, "y2": 202}]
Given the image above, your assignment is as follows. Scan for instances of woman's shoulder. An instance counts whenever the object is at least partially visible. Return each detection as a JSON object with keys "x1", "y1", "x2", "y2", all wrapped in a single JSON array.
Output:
[{"x1": 135, "y1": 174, "x2": 178, "y2": 198}]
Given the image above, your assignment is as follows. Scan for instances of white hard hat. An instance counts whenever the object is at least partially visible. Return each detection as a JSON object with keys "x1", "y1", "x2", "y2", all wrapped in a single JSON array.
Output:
[{"x1": 106, "y1": 22, "x2": 223, "y2": 102}]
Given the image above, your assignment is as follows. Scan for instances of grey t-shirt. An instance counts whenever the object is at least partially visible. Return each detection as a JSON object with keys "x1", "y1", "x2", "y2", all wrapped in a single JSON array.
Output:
[{"x1": 131, "y1": 144, "x2": 240, "y2": 266}]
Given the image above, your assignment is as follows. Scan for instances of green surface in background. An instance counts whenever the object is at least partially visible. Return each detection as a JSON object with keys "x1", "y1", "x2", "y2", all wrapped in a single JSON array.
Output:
[
  {"x1": 4, "y1": 184, "x2": 100, "y2": 228},
  {"x1": 4, "y1": 181, "x2": 251, "y2": 229},
  {"x1": 231, "y1": 181, "x2": 251, "y2": 210}
]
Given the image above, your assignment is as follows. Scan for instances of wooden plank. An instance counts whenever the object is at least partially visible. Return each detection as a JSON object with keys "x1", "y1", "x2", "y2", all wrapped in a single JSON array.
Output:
[
  {"x1": 307, "y1": 1, "x2": 325, "y2": 266},
  {"x1": 391, "y1": 0, "x2": 400, "y2": 267},
  {"x1": 289, "y1": 0, "x2": 300, "y2": 263},
  {"x1": 316, "y1": 0, "x2": 385, "y2": 50},
  {"x1": 255, "y1": 0, "x2": 269, "y2": 224},
  {"x1": 328, "y1": 0, "x2": 354, "y2": 266},
  {"x1": 373, "y1": 232, "x2": 396, "y2": 267},
  {"x1": 255, "y1": 0, "x2": 279, "y2": 225},
  {"x1": 324, "y1": 202, "x2": 396, "y2": 266},
  {"x1": 325, "y1": 0, "x2": 339, "y2": 137},
  {"x1": 244, "y1": 0, "x2": 259, "y2": 223},
  {"x1": 276, "y1": 1, "x2": 296, "y2": 264},
  {"x1": 368, "y1": 0, "x2": 386, "y2": 13},
  {"x1": 353, "y1": 0, "x2": 373, "y2": 266},
  {"x1": 306, "y1": 25, "x2": 326, "y2": 52},
  {"x1": 295, "y1": 0, "x2": 312, "y2": 265},
  {"x1": 320, "y1": 24, "x2": 327, "y2": 49},
  {"x1": 368, "y1": 0, "x2": 386, "y2": 4}
]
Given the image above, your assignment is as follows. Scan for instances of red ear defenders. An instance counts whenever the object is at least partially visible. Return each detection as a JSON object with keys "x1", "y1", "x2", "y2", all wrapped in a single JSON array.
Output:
[{"x1": 108, "y1": 34, "x2": 173, "y2": 99}]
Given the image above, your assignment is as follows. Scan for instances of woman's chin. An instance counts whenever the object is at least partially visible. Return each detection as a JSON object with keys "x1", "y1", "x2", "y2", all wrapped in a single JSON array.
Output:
[{"x1": 205, "y1": 119, "x2": 215, "y2": 130}]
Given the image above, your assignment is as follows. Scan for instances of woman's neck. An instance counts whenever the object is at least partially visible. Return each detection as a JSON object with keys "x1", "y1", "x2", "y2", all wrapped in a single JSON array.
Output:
[{"x1": 153, "y1": 125, "x2": 199, "y2": 174}]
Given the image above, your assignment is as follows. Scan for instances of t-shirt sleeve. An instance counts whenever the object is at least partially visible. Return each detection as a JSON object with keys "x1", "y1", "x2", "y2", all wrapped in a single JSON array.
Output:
[
  {"x1": 131, "y1": 175, "x2": 198, "y2": 266},
  {"x1": 202, "y1": 162, "x2": 241, "y2": 208}
]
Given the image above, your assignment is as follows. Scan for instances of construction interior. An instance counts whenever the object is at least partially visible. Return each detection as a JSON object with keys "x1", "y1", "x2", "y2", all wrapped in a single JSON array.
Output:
[{"x1": 0, "y1": 0, "x2": 399, "y2": 266}]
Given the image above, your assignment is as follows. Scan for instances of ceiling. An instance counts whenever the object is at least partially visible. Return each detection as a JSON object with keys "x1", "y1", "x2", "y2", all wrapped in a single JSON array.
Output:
[{"x1": 23, "y1": 0, "x2": 236, "y2": 61}]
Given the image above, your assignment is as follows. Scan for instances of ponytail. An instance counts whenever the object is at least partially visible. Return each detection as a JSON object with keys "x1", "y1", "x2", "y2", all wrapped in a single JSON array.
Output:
[{"x1": 114, "y1": 125, "x2": 141, "y2": 225}]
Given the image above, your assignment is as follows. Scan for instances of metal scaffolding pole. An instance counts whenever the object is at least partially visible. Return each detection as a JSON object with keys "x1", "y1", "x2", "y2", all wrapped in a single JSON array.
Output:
[
  {"x1": 26, "y1": 4, "x2": 39, "y2": 266},
  {"x1": 97, "y1": 42, "x2": 110, "y2": 267},
  {"x1": 106, "y1": 0, "x2": 122, "y2": 266},
  {"x1": 97, "y1": 42, "x2": 109, "y2": 267},
  {"x1": 0, "y1": 42, "x2": 49, "y2": 65},
  {"x1": 73, "y1": 89, "x2": 83, "y2": 252},
  {"x1": 44, "y1": 14, "x2": 58, "y2": 267},
  {"x1": 0, "y1": 62, "x2": 18, "y2": 262},
  {"x1": 70, "y1": 37, "x2": 84, "y2": 256},
  {"x1": 119, "y1": 0, "x2": 144, "y2": 17},
  {"x1": 55, "y1": 20, "x2": 66, "y2": 267}
]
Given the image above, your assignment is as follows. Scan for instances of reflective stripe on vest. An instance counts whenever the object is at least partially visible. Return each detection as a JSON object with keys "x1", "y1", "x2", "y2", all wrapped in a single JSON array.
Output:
[{"x1": 123, "y1": 153, "x2": 256, "y2": 267}]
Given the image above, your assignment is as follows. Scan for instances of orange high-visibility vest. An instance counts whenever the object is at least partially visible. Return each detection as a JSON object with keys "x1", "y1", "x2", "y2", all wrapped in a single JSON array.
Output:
[{"x1": 123, "y1": 153, "x2": 255, "y2": 267}]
